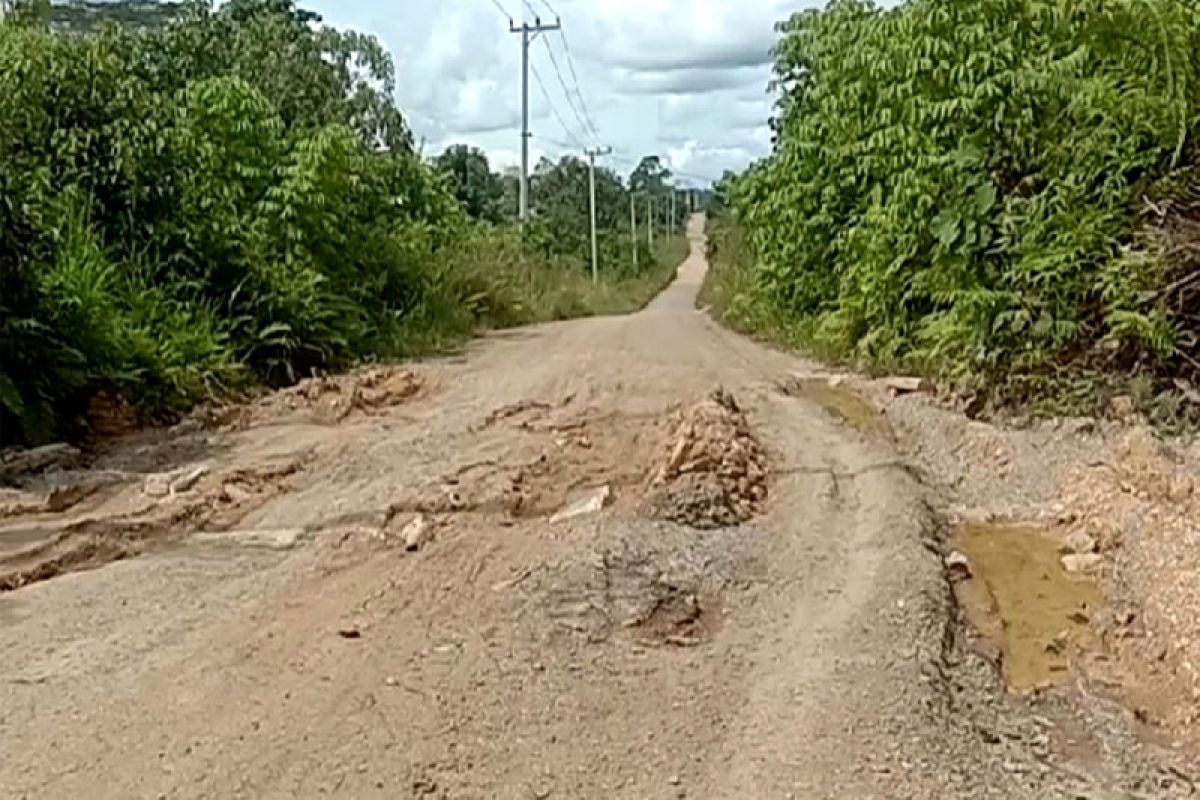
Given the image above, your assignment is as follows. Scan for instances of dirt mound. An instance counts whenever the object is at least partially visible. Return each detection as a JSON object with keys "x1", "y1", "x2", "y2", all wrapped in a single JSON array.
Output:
[
  {"x1": 200, "y1": 366, "x2": 423, "y2": 430},
  {"x1": 645, "y1": 388, "x2": 767, "y2": 528}
]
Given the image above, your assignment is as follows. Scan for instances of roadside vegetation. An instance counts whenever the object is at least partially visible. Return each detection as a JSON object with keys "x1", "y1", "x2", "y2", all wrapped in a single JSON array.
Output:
[
  {"x1": 711, "y1": 0, "x2": 1200, "y2": 417},
  {"x1": 0, "y1": 0, "x2": 690, "y2": 446}
]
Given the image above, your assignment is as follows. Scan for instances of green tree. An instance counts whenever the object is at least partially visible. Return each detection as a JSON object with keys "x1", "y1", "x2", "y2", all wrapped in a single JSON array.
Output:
[
  {"x1": 526, "y1": 154, "x2": 654, "y2": 276},
  {"x1": 0, "y1": 0, "x2": 448, "y2": 442},
  {"x1": 629, "y1": 155, "x2": 671, "y2": 195},
  {"x1": 434, "y1": 144, "x2": 505, "y2": 223},
  {"x1": 0, "y1": 1, "x2": 683, "y2": 446}
]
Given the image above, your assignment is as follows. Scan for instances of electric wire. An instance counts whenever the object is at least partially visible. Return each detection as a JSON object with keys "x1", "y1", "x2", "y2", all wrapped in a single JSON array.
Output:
[
  {"x1": 538, "y1": 36, "x2": 600, "y2": 148},
  {"x1": 486, "y1": 0, "x2": 513, "y2": 22},
  {"x1": 554, "y1": 28, "x2": 601, "y2": 140},
  {"x1": 529, "y1": 61, "x2": 588, "y2": 150}
]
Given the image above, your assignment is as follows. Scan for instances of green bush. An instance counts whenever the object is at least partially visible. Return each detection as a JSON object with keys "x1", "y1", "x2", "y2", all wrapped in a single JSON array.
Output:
[
  {"x1": 0, "y1": 1, "x2": 689, "y2": 446},
  {"x1": 729, "y1": 0, "x2": 1200, "y2": 401},
  {"x1": 0, "y1": 2, "x2": 444, "y2": 443}
]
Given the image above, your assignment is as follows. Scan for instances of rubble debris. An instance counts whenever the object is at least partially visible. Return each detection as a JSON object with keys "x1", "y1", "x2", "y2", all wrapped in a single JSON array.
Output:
[
  {"x1": 549, "y1": 486, "x2": 611, "y2": 523},
  {"x1": 945, "y1": 550, "x2": 972, "y2": 580},
  {"x1": 170, "y1": 465, "x2": 209, "y2": 494},
  {"x1": 1060, "y1": 553, "x2": 1104, "y2": 575},
  {"x1": 0, "y1": 444, "x2": 82, "y2": 485},
  {"x1": 645, "y1": 389, "x2": 766, "y2": 529},
  {"x1": 196, "y1": 367, "x2": 422, "y2": 431},
  {"x1": 884, "y1": 376, "x2": 932, "y2": 395},
  {"x1": 143, "y1": 464, "x2": 210, "y2": 497},
  {"x1": 1058, "y1": 530, "x2": 1097, "y2": 555},
  {"x1": 1109, "y1": 395, "x2": 1136, "y2": 422},
  {"x1": 402, "y1": 515, "x2": 433, "y2": 552},
  {"x1": 192, "y1": 528, "x2": 307, "y2": 550}
]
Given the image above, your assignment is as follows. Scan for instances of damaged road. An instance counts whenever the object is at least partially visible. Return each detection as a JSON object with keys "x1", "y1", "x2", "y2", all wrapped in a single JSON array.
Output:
[{"x1": 0, "y1": 217, "x2": 1187, "y2": 798}]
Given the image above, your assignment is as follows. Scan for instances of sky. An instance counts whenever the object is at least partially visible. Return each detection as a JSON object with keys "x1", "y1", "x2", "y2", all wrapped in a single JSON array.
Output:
[{"x1": 300, "y1": 0, "x2": 817, "y2": 187}]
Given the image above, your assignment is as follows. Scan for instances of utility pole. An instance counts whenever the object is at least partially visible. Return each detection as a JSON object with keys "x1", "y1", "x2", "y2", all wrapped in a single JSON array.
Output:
[
  {"x1": 669, "y1": 190, "x2": 676, "y2": 237},
  {"x1": 647, "y1": 196, "x2": 654, "y2": 248},
  {"x1": 630, "y1": 193, "x2": 638, "y2": 271},
  {"x1": 585, "y1": 146, "x2": 612, "y2": 284},
  {"x1": 510, "y1": 15, "x2": 561, "y2": 224}
]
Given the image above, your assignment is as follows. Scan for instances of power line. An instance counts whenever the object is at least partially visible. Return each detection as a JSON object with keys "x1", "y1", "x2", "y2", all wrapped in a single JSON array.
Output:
[
  {"x1": 530, "y1": 61, "x2": 588, "y2": 150},
  {"x1": 487, "y1": 0, "x2": 513, "y2": 22},
  {"x1": 518, "y1": 0, "x2": 603, "y2": 145},
  {"x1": 539, "y1": 135, "x2": 581, "y2": 152},
  {"x1": 555, "y1": 28, "x2": 601, "y2": 140},
  {"x1": 539, "y1": 37, "x2": 599, "y2": 147},
  {"x1": 608, "y1": 152, "x2": 722, "y2": 185}
]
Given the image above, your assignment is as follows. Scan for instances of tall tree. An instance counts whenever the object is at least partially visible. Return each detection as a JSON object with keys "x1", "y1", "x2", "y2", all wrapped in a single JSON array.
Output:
[
  {"x1": 433, "y1": 144, "x2": 504, "y2": 223},
  {"x1": 629, "y1": 155, "x2": 671, "y2": 195}
]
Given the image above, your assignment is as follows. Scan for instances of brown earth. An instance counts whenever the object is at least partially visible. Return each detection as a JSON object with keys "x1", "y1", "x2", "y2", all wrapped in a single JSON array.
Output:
[{"x1": 0, "y1": 217, "x2": 1189, "y2": 798}]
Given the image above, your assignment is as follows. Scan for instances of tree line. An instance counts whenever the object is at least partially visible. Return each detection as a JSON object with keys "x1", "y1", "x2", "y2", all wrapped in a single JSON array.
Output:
[
  {"x1": 433, "y1": 146, "x2": 691, "y2": 276},
  {"x1": 0, "y1": 0, "x2": 692, "y2": 445}
]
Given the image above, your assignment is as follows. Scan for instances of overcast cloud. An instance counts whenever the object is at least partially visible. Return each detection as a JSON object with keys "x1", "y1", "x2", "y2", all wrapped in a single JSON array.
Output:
[{"x1": 301, "y1": 0, "x2": 816, "y2": 186}]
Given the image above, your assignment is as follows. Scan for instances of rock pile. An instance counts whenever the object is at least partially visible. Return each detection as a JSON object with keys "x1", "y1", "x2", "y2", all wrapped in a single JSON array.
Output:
[{"x1": 645, "y1": 389, "x2": 767, "y2": 528}]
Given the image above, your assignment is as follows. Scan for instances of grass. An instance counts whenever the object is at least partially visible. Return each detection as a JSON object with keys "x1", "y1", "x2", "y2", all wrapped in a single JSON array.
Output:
[{"x1": 238, "y1": 227, "x2": 690, "y2": 372}]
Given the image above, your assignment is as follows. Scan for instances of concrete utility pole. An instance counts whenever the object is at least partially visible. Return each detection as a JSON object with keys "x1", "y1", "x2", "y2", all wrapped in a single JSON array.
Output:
[
  {"x1": 630, "y1": 194, "x2": 638, "y2": 271},
  {"x1": 647, "y1": 196, "x2": 654, "y2": 248},
  {"x1": 510, "y1": 15, "x2": 561, "y2": 224},
  {"x1": 585, "y1": 146, "x2": 612, "y2": 284}
]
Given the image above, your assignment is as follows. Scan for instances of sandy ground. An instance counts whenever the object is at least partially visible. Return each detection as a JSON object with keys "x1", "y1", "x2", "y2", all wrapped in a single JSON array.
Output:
[{"x1": 0, "y1": 217, "x2": 1190, "y2": 798}]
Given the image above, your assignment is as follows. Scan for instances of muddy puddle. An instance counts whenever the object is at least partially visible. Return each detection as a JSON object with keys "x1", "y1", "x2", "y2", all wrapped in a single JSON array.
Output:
[
  {"x1": 780, "y1": 378, "x2": 890, "y2": 437},
  {"x1": 953, "y1": 522, "x2": 1102, "y2": 694}
]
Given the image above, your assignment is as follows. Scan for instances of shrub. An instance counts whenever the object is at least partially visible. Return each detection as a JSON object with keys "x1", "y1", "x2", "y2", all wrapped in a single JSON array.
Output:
[{"x1": 731, "y1": 0, "x2": 1200, "y2": 401}]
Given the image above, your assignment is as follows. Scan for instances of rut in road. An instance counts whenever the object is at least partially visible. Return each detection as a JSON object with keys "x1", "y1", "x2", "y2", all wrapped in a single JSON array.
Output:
[{"x1": 0, "y1": 216, "x2": 1170, "y2": 799}]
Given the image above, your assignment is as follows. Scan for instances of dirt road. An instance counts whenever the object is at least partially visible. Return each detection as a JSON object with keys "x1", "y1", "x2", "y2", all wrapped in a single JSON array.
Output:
[{"x1": 0, "y1": 217, "x2": 1172, "y2": 798}]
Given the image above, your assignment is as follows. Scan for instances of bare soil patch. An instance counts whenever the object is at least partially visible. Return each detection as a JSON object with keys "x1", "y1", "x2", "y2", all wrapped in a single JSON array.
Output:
[
  {"x1": 198, "y1": 365, "x2": 424, "y2": 430},
  {"x1": 1054, "y1": 428, "x2": 1200, "y2": 741},
  {"x1": 0, "y1": 454, "x2": 307, "y2": 592}
]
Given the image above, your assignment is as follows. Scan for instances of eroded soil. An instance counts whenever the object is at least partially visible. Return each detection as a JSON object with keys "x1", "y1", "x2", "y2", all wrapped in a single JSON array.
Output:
[{"x1": 0, "y1": 217, "x2": 1190, "y2": 799}]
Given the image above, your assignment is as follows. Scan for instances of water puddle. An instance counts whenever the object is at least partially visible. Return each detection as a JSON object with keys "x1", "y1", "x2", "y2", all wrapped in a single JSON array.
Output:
[
  {"x1": 779, "y1": 377, "x2": 890, "y2": 437},
  {"x1": 953, "y1": 522, "x2": 1102, "y2": 694}
]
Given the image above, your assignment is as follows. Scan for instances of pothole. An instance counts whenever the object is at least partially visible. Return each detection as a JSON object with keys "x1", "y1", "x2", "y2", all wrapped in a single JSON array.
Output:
[
  {"x1": 778, "y1": 376, "x2": 891, "y2": 437},
  {"x1": 951, "y1": 522, "x2": 1103, "y2": 694},
  {"x1": 415, "y1": 390, "x2": 765, "y2": 530},
  {"x1": 545, "y1": 541, "x2": 722, "y2": 647},
  {"x1": 0, "y1": 459, "x2": 304, "y2": 592}
]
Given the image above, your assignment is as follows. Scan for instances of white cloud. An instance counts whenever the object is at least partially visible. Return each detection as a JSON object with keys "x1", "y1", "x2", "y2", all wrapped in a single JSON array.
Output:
[
  {"x1": 302, "y1": 0, "x2": 821, "y2": 184},
  {"x1": 667, "y1": 139, "x2": 699, "y2": 172}
]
